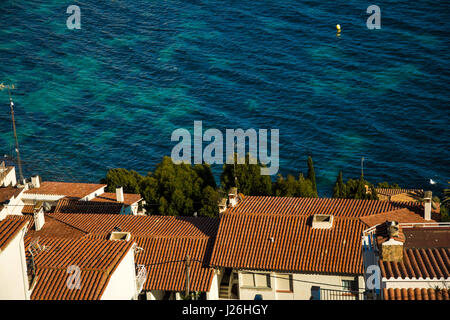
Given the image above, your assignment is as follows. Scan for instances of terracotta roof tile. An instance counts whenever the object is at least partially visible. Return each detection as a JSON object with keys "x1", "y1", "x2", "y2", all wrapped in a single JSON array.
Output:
[
  {"x1": 227, "y1": 196, "x2": 420, "y2": 218},
  {"x1": 211, "y1": 213, "x2": 365, "y2": 274},
  {"x1": 48, "y1": 213, "x2": 219, "y2": 292},
  {"x1": 92, "y1": 192, "x2": 142, "y2": 205},
  {"x1": 380, "y1": 248, "x2": 450, "y2": 279},
  {"x1": 375, "y1": 189, "x2": 423, "y2": 197},
  {"x1": 0, "y1": 186, "x2": 23, "y2": 203},
  {"x1": 25, "y1": 182, "x2": 105, "y2": 199},
  {"x1": 26, "y1": 215, "x2": 86, "y2": 239},
  {"x1": 29, "y1": 237, "x2": 134, "y2": 300},
  {"x1": 383, "y1": 288, "x2": 449, "y2": 300},
  {"x1": 360, "y1": 208, "x2": 428, "y2": 227},
  {"x1": 0, "y1": 217, "x2": 28, "y2": 251},
  {"x1": 53, "y1": 198, "x2": 124, "y2": 214}
]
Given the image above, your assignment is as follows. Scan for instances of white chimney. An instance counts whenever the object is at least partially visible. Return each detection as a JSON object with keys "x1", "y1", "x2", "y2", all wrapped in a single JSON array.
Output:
[
  {"x1": 228, "y1": 187, "x2": 238, "y2": 208},
  {"x1": 33, "y1": 202, "x2": 45, "y2": 231},
  {"x1": 218, "y1": 198, "x2": 228, "y2": 215},
  {"x1": 424, "y1": 191, "x2": 432, "y2": 221},
  {"x1": 31, "y1": 175, "x2": 40, "y2": 188},
  {"x1": 116, "y1": 186, "x2": 124, "y2": 202}
]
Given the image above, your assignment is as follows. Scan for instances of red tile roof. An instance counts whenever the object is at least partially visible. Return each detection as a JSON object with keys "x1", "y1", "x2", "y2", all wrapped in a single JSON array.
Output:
[
  {"x1": 26, "y1": 215, "x2": 86, "y2": 239},
  {"x1": 359, "y1": 208, "x2": 428, "y2": 227},
  {"x1": 376, "y1": 188, "x2": 423, "y2": 197},
  {"x1": 30, "y1": 237, "x2": 134, "y2": 300},
  {"x1": 383, "y1": 288, "x2": 449, "y2": 300},
  {"x1": 135, "y1": 236, "x2": 214, "y2": 292},
  {"x1": 0, "y1": 186, "x2": 23, "y2": 203},
  {"x1": 53, "y1": 198, "x2": 124, "y2": 214},
  {"x1": 227, "y1": 196, "x2": 420, "y2": 218},
  {"x1": 25, "y1": 182, "x2": 105, "y2": 199},
  {"x1": 380, "y1": 248, "x2": 450, "y2": 279},
  {"x1": 92, "y1": 192, "x2": 142, "y2": 205},
  {"x1": 212, "y1": 196, "x2": 426, "y2": 275},
  {"x1": 0, "y1": 217, "x2": 28, "y2": 251},
  {"x1": 48, "y1": 213, "x2": 219, "y2": 292},
  {"x1": 211, "y1": 213, "x2": 366, "y2": 274},
  {"x1": 48, "y1": 213, "x2": 218, "y2": 238}
]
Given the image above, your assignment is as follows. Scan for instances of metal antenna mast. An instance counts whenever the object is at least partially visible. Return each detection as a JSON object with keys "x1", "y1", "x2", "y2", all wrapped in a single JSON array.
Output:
[
  {"x1": 361, "y1": 156, "x2": 365, "y2": 177},
  {"x1": 1, "y1": 83, "x2": 24, "y2": 183}
]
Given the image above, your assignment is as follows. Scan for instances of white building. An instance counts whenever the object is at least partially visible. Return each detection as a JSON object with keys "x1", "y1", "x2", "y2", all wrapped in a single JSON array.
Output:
[{"x1": 0, "y1": 217, "x2": 31, "y2": 300}]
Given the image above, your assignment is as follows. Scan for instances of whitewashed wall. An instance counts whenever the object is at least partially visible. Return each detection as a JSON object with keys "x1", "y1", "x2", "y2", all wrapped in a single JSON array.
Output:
[
  {"x1": 101, "y1": 246, "x2": 137, "y2": 300},
  {"x1": 0, "y1": 226, "x2": 30, "y2": 300}
]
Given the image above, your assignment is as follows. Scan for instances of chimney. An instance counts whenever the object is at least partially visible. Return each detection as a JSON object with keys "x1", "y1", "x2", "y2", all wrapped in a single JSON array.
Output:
[
  {"x1": 116, "y1": 186, "x2": 124, "y2": 202},
  {"x1": 31, "y1": 175, "x2": 40, "y2": 188},
  {"x1": 380, "y1": 221, "x2": 403, "y2": 262},
  {"x1": 228, "y1": 187, "x2": 238, "y2": 208},
  {"x1": 424, "y1": 191, "x2": 432, "y2": 221},
  {"x1": 33, "y1": 201, "x2": 45, "y2": 231},
  {"x1": 218, "y1": 198, "x2": 228, "y2": 215}
]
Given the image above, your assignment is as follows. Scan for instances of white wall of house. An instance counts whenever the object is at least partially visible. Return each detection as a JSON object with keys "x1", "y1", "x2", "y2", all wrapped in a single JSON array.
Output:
[
  {"x1": 237, "y1": 270, "x2": 364, "y2": 300},
  {"x1": 81, "y1": 187, "x2": 106, "y2": 201},
  {"x1": 206, "y1": 273, "x2": 219, "y2": 300},
  {"x1": 0, "y1": 225, "x2": 30, "y2": 300},
  {"x1": 101, "y1": 246, "x2": 137, "y2": 300},
  {"x1": 0, "y1": 168, "x2": 17, "y2": 187},
  {"x1": 0, "y1": 191, "x2": 26, "y2": 220},
  {"x1": 146, "y1": 290, "x2": 167, "y2": 300}
]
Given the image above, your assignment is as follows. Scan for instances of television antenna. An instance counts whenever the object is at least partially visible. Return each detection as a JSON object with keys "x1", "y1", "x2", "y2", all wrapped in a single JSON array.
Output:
[{"x1": 0, "y1": 83, "x2": 24, "y2": 183}]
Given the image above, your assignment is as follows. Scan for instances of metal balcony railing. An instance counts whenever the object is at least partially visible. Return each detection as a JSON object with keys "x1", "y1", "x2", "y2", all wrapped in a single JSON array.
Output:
[{"x1": 317, "y1": 288, "x2": 365, "y2": 300}]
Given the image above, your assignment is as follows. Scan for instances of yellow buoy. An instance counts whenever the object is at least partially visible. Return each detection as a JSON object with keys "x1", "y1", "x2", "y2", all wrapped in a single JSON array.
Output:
[{"x1": 336, "y1": 24, "x2": 341, "y2": 32}]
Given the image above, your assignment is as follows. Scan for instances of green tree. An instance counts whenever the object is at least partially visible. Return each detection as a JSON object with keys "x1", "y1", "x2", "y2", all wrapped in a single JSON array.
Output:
[
  {"x1": 307, "y1": 156, "x2": 318, "y2": 197},
  {"x1": 103, "y1": 157, "x2": 220, "y2": 217},
  {"x1": 332, "y1": 170, "x2": 346, "y2": 198},
  {"x1": 343, "y1": 175, "x2": 378, "y2": 200},
  {"x1": 273, "y1": 174, "x2": 299, "y2": 197},
  {"x1": 220, "y1": 153, "x2": 272, "y2": 196},
  {"x1": 101, "y1": 168, "x2": 143, "y2": 193},
  {"x1": 298, "y1": 173, "x2": 317, "y2": 197},
  {"x1": 377, "y1": 182, "x2": 401, "y2": 189}
]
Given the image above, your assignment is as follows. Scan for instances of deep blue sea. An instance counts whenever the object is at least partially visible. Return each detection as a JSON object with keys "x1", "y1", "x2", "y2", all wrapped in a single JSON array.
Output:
[{"x1": 0, "y1": 1, "x2": 448, "y2": 196}]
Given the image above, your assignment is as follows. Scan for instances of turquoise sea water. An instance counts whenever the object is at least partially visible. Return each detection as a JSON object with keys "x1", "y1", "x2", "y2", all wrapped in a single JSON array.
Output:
[{"x1": 0, "y1": 1, "x2": 448, "y2": 195}]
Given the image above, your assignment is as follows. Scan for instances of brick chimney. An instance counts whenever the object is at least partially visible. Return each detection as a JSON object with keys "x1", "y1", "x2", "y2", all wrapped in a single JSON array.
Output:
[
  {"x1": 424, "y1": 191, "x2": 432, "y2": 221},
  {"x1": 116, "y1": 186, "x2": 124, "y2": 202},
  {"x1": 380, "y1": 221, "x2": 403, "y2": 262}
]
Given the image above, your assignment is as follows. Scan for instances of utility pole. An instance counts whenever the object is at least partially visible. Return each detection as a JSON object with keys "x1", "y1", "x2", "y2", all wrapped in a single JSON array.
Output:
[
  {"x1": 185, "y1": 254, "x2": 190, "y2": 299},
  {"x1": 0, "y1": 83, "x2": 24, "y2": 183}
]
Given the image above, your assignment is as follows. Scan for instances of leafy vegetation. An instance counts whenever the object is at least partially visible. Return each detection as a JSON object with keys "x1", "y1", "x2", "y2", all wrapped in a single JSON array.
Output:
[
  {"x1": 102, "y1": 157, "x2": 220, "y2": 217},
  {"x1": 332, "y1": 172, "x2": 378, "y2": 200},
  {"x1": 376, "y1": 181, "x2": 401, "y2": 189},
  {"x1": 220, "y1": 153, "x2": 272, "y2": 196}
]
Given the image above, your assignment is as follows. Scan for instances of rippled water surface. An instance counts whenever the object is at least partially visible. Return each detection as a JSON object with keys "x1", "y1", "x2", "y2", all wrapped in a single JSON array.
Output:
[{"x1": 0, "y1": 1, "x2": 448, "y2": 195}]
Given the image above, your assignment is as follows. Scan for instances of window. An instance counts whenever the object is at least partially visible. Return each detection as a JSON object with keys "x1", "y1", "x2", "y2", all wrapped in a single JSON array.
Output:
[
  {"x1": 342, "y1": 279, "x2": 358, "y2": 292},
  {"x1": 276, "y1": 273, "x2": 293, "y2": 292},
  {"x1": 241, "y1": 272, "x2": 271, "y2": 288}
]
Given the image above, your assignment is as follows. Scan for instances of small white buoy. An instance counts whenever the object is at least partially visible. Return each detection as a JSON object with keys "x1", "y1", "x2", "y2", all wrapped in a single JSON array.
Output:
[
  {"x1": 430, "y1": 179, "x2": 436, "y2": 185},
  {"x1": 336, "y1": 24, "x2": 341, "y2": 32}
]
